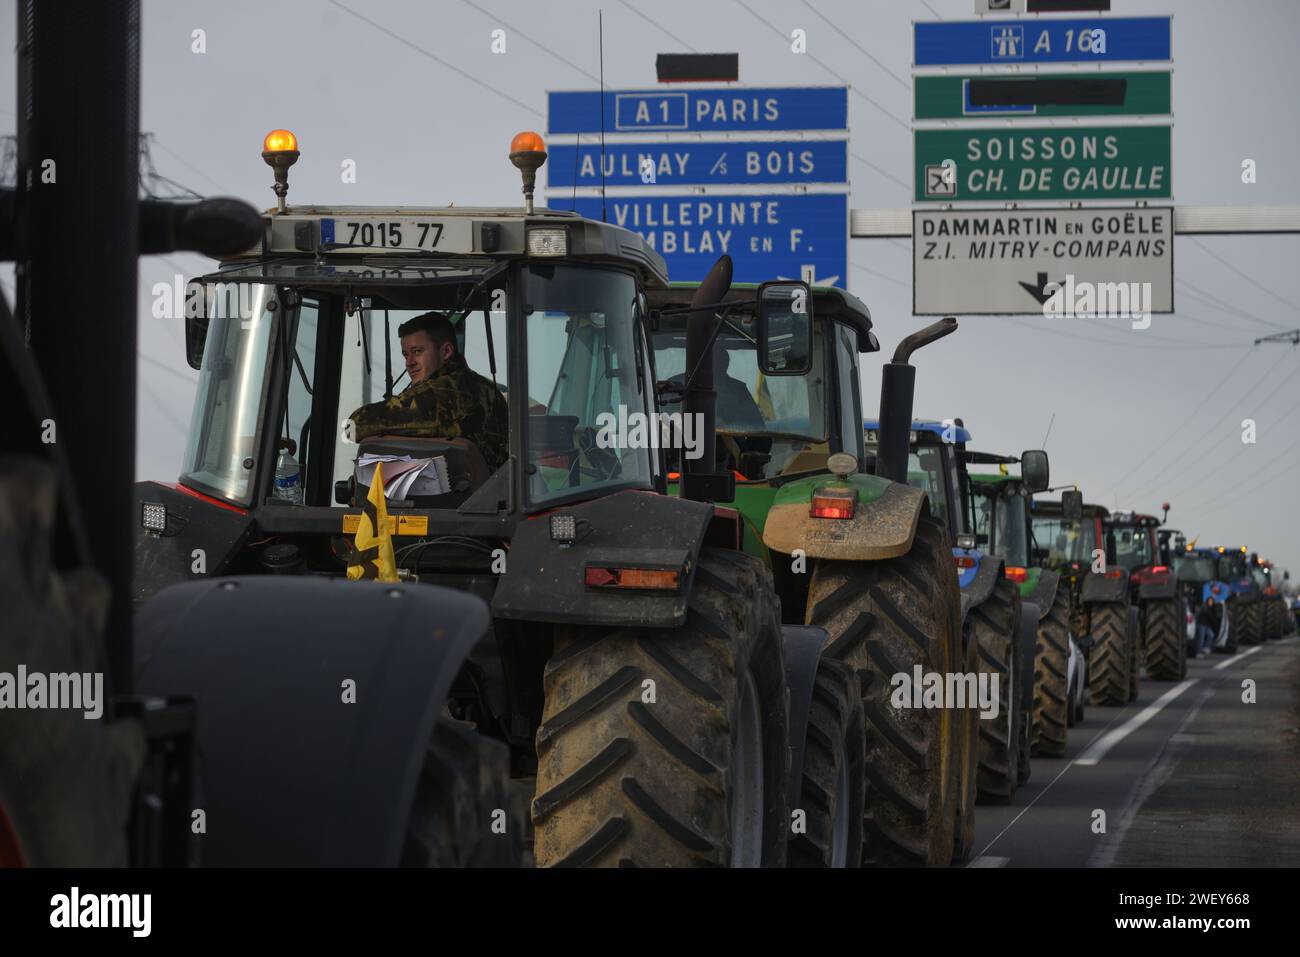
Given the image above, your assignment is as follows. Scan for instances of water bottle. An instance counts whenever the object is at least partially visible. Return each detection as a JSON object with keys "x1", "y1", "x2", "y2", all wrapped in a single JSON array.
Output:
[{"x1": 273, "y1": 439, "x2": 303, "y2": 504}]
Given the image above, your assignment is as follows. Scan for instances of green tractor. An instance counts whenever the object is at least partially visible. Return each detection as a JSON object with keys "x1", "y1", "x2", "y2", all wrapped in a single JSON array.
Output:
[
  {"x1": 966, "y1": 461, "x2": 1072, "y2": 759},
  {"x1": 650, "y1": 285, "x2": 968, "y2": 866}
]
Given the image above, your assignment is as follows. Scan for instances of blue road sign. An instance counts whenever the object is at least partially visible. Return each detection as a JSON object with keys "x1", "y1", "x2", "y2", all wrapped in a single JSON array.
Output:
[
  {"x1": 914, "y1": 16, "x2": 1171, "y2": 66},
  {"x1": 547, "y1": 87, "x2": 847, "y2": 134},
  {"x1": 551, "y1": 193, "x2": 847, "y2": 288},
  {"x1": 546, "y1": 140, "x2": 847, "y2": 188}
]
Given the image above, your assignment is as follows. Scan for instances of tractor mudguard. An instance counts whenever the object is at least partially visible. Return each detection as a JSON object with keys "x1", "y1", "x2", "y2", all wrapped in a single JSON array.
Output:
[
  {"x1": 763, "y1": 473, "x2": 924, "y2": 561},
  {"x1": 1081, "y1": 570, "x2": 1128, "y2": 604},
  {"x1": 781, "y1": 624, "x2": 830, "y2": 812},
  {"x1": 1138, "y1": 578, "x2": 1177, "y2": 601},
  {"x1": 1027, "y1": 569, "x2": 1060, "y2": 621},
  {"x1": 134, "y1": 481, "x2": 255, "y2": 608},
  {"x1": 135, "y1": 575, "x2": 490, "y2": 866},
  {"x1": 491, "y1": 488, "x2": 714, "y2": 629},
  {"x1": 959, "y1": 552, "x2": 1004, "y2": 627}
]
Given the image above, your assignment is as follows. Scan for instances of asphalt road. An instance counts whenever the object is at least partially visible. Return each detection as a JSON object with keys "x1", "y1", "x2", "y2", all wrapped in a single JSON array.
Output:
[{"x1": 968, "y1": 635, "x2": 1300, "y2": 867}]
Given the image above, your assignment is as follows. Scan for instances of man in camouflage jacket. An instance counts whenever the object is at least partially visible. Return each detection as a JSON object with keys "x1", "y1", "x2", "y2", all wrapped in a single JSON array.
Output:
[{"x1": 347, "y1": 311, "x2": 509, "y2": 472}]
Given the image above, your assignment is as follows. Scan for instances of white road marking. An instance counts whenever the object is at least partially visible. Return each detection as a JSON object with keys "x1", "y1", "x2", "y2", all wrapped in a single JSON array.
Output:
[
  {"x1": 1075, "y1": 680, "x2": 1198, "y2": 766},
  {"x1": 968, "y1": 855, "x2": 1010, "y2": 868},
  {"x1": 1213, "y1": 645, "x2": 1262, "y2": 670}
]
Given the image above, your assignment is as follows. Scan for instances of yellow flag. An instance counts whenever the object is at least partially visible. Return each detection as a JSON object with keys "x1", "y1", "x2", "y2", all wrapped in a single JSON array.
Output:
[{"x1": 347, "y1": 461, "x2": 399, "y2": 582}]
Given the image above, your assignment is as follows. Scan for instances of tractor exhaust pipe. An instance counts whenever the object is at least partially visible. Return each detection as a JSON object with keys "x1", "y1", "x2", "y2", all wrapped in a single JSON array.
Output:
[
  {"x1": 875, "y1": 317, "x2": 958, "y2": 485},
  {"x1": 681, "y1": 255, "x2": 732, "y2": 502}
]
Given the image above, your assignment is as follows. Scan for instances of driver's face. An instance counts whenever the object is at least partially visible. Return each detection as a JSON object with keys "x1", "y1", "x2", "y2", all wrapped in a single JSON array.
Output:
[{"x1": 401, "y1": 331, "x2": 452, "y2": 383}]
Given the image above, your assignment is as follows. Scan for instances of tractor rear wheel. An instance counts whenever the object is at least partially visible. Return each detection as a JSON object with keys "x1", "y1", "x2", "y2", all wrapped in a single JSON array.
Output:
[
  {"x1": 1240, "y1": 599, "x2": 1263, "y2": 646},
  {"x1": 788, "y1": 657, "x2": 865, "y2": 868},
  {"x1": 1032, "y1": 588, "x2": 1071, "y2": 757},
  {"x1": 1127, "y1": 606, "x2": 1143, "y2": 702},
  {"x1": 532, "y1": 549, "x2": 789, "y2": 867},
  {"x1": 402, "y1": 717, "x2": 523, "y2": 866},
  {"x1": 806, "y1": 513, "x2": 962, "y2": 867},
  {"x1": 1143, "y1": 598, "x2": 1186, "y2": 681},
  {"x1": 971, "y1": 579, "x2": 1023, "y2": 804},
  {"x1": 1221, "y1": 600, "x2": 1244, "y2": 653},
  {"x1": 1264, "y1": 598, "x2": 1282, "y2": 641},
  {"x1": 1087, "y1": 601, "x2": 1131, "y2": 706},
  {"x1": 951, "y1": 620, "x2": 980, "y2": 864}
]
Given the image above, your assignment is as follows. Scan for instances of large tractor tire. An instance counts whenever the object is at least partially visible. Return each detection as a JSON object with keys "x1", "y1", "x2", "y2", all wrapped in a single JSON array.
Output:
[
  {"x1": 1087, "y1": 601, "x2": 1132, "y2": 706},
  {"x1": 532, "y1": 549, "x2": 789, "y2": 867},
  {"x1": 1143, "y1": 598, "x2": 1186, "y2": 681},
  {"x1": 1264, "y1": 598, "x2": 1282, "y2": 641},
  {"x1": 806, "y1": 513, "x2": 962, "y2": 867},
  {"x1": 970, "y1": 579, "x2": 1023, "y2": 804},
  {"x1": 1032, "y1": 588, "x2": 1071, "y2": 758},
  {"x1": 0, "y1": 457, "x2": 139, "y2": 867},
  {"x1": 1127, "y1": 606, "x2": 1143, "y2": 702},
  {"x1": 1221, "y1": 599, "x2": 1244, "y2": 654},
  {"x1": 1239, "y1": 599, "x2": 1263, "y2": 646},
  {"x1": 402, "y1": 716, "x2": 523, "y2": 867},
  {"x1": 950, "y1": 621, "x2": 981, "y2": 865},
  {"x1": 788, "y1": 657, "x2": 865, "y2": 868}
]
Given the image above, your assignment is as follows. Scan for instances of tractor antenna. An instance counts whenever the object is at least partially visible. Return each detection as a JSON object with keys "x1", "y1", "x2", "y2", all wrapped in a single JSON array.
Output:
[
  {"x1": 1040, "y1": 410, "x2": 1056, "y2": 449},
  {"x1": 598, "y1": 9, "x2": 607, "y2": 223}
]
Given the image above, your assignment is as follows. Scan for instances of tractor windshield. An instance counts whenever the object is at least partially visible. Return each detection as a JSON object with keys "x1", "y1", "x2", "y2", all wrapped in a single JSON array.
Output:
[
  {"x1": 981, "y1": 487, "x2": 1029, "y2": 566},
  {"x1": 1218, "y1": 553, "x2": 1248, "y2": 579},
  {"x1": 907, "y1": 446, "x2": 950, "y2": 532},
  {"x1": 1108, "y1": 523, "x2": 1155, "y2": 571},
  {"x1": 1175, "y1": 554, "x2": 1217, "y2": 582},
  {"x1": 652, "y1": 311, "x2": 828, "y2": 480},
  {"x1": 1032, "y1": 514, "x2": 1096, "y2": 570}
]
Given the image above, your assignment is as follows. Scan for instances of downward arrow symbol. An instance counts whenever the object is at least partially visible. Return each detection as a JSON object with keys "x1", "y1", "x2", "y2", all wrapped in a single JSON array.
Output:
[{"x1": 1018, "y1": 271, "x2": 1063, "y2": 306}]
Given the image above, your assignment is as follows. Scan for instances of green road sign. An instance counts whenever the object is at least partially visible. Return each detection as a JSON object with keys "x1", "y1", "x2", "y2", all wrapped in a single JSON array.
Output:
[
  {"x1": 914, "y1": 71, "x2": 1171, "y2": 120},
  {"x1": 915, "y1": 126, "x2": 1171, "y2": 202}
]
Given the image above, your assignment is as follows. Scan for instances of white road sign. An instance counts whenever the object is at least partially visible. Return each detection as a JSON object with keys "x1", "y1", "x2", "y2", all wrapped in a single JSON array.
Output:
[{"x1": 913, "y1": 206, "x2": 1173, "y2": 315}]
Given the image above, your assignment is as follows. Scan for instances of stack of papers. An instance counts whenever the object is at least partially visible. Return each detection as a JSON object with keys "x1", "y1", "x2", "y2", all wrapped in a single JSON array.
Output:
[{"x1": 357, "y1": 454, "x2": 451, "y2": 500}]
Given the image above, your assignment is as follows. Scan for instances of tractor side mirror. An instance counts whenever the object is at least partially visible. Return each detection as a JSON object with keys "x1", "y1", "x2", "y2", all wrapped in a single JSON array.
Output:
[
  {"x1": 757, "y1": 281, "x2": 812, "y2": 375},
  {"x1": 1105, "y1": 529, "x2": 1118, "y2": 568},
  {"x1": 1061, "y1": 489, "x2": 1083, "y2": 521},
  {"x1": 1020, "y1": 449, "x2": 1049, "y2": 493}
]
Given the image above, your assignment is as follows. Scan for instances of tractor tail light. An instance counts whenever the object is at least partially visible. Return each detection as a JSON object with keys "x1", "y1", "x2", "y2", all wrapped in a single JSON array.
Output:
[
  {"x1": 585, "y1": 566, "x2": 682, "y2": 591},
  {"x1": 1004, "y1": 565, "x2": 1028, "y2": 583},
  {"x1": 955, "y1": 555, "x2": 977, "y2": 569},
  {"x1": 810, "y1": 487, "x2": 856, "y2": 520}
]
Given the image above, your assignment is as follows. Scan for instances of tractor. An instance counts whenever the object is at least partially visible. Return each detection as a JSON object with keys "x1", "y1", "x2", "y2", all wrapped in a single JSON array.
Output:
[
  {"x1": 1253, "y1": 559, "x2": 1287, "y2": 642},
  {"x1": 650, "y1": 286, "x2": 967, "y2": 866},
  {"x1": 1172, "y1": 545, "x2": 1236, "y2": 656},
  {"x1": 1213, "y1": 546, "x2": 1264, "y2": 646},
  {"x1": 859, "y1": 420, "x2": 1041, "y2": 825},
  {"x1": 966, "y1": 459, "x2": 1076, "y2": 760},
  {"x1": 1102, "y1": 511, "x2": 1185, "y2": 683},
  {"x1": 128, "y1": 124, "x2": 970, "y2": 868},
  {"x1": 1030, "y1": 499, "x2": 1141, "y2": 706}
]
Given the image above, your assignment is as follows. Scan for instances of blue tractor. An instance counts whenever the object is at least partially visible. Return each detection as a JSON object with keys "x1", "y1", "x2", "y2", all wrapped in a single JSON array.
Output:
[
  {"x1": 1172, "y1": 546, "x2": 1236, "y2": 655},
  {"x1": 1215, "y1": 546, "x2": 1265, "y2": 646}
]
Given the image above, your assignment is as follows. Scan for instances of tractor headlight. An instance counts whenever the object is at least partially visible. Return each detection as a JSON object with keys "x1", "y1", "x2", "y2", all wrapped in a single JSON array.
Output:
[
  {"x1": 527, "y1": 227, "x2": 568, "y2": 256},
  {"x1": 141, "y1": 502, "x2": 167, "y2": 534}
]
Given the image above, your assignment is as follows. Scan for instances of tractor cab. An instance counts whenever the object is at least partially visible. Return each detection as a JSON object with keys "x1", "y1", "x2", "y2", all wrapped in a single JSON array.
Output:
[
  {"x1": 963, "y1": 451, "x2": 1052, "y2": 605},
  {"x1": 1103, "y1": 511, "x2": 1171, "y2": 590},
  {"x1": 136, "y1": 129, "x2": 681, "y2": 603}
]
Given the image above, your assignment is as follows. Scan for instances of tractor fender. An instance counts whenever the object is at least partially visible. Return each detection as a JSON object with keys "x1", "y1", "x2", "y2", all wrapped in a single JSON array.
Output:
[
  {"x1": 492, "y1": 489, "x2": 714, "y2": 629},
  {"x1": 1081, "y1": 570, "x2": 1129, "y2": 604},
  {"x1": 135, "y1": 575, "x2": 490, "y2": 866},
  {"x1": 763, "y1": 473, "x2": 925, "y2": 561},
  {"x1": 958, "y1": 551, "x2": 1004, "y2": 627},
  {"x1": 1138, "y1": 575, "x2": 1178, "y2": 601},
  {"x1": 781, "y1": 625, "x2": 830, "y2": 813},
  {"x1": 1027, "y1": 569, "x2": 1061, "y2": 621},
  {"x1": 133, "y1": 481, "x2": 255, "y2": 608}
]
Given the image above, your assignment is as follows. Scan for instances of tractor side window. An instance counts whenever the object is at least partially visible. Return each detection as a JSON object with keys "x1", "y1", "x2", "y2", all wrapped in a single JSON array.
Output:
[
  {"x1": 524, "y1": 265, "x2": 652, "y2": 505},
  {"x1": 181, "y1": 284, "x2": 277, "y2": 505},
  {"x1": 834, "y1": 325, "x2": 863, "y2": 461},
  {"x1": 908, "y1": 447, "x2": 948, "y2": 531}
]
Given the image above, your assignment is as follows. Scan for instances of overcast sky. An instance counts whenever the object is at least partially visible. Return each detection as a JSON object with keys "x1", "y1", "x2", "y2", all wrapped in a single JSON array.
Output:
[{"x1": 2, "y1": 0, "x2": 1297, "y2": 577}]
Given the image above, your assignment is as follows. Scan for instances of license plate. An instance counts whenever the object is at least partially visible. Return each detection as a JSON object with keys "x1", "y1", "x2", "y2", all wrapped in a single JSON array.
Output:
[{"x1": 323, "y1": 218, "x2": 472, "y2": 253}]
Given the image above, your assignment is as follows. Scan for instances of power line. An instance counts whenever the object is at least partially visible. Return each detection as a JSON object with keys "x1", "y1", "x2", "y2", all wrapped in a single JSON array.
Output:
[
  {"x1": 797, "y1": 0, "x2": 910, "y2": 91},
  {"x1": 1176, "y1": 277, "x2": 1287, "y2": 331},
  {"x1": 850, "y1": 149, "x2": 910, "y2": 193},
  {"x1": 148, "y1": 136, "x2": 232, "y2": 195},
  {"x1": 1188, "y1": 236, "x2": 1300, "y2": 318},
  {"x1": 458, "y1": 0, "x2": 600, "y2": 83},
  {"x1": 731, "y1": 0, "x2": 910, "y2": 131},
  {"x1": 138, "y1": 350, "x2": 198, "y2": 387},
  {"x1": 1105, "y1": 345, "x2": 1255, "y2": 496},
  {"x1": 616, "y1": 0, "x2": 698, "y2": 53},
  {"x1": 919, "y1": 0, "x2": 944, "y2": 20},
  {"x1": 1005, "y1": 317, "x2": 1249, "y2": 353},
  {"x1": 327, "y1": 0, "x2": 543, "y2": 119},
  {"x1": 852, "y1": 262, "x2": 909, "y2": 289}
]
